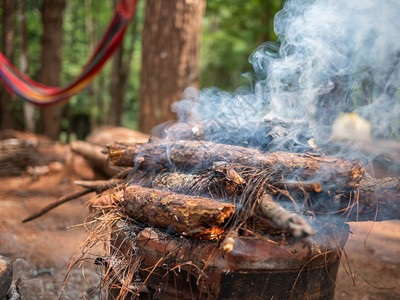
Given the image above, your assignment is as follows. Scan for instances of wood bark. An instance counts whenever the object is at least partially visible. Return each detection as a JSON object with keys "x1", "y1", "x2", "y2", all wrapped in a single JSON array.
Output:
[
  {"x1": 0, "y1": 0, "x2": 15, "y2": 130},
  {"x1": 106, "y1": 140, "x2": 365, "y2": 189},
  {"x1": 151, "y1": 171, "x2": 321, "y2": 196},
  {"x1": 151, "y1": 170, "x2": 400, "y2": 222},
  {"x1": 139, "y1": 0, "x2": 206, "y2": 133},
  {"x1": 39, "y1": 0, "x2": 66, "y2": 140},
  {"x1": 93, "y1": 185, "x2": 235, "y2": 236}
]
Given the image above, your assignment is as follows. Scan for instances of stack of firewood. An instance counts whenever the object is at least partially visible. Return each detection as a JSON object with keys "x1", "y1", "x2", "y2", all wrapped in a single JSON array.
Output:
[
  {"x1": 85, "y1": 120, "x2": 400, "y2": 239},
  {"x1": 70, "y1": 120, "x2": 400, "y2": 299}
]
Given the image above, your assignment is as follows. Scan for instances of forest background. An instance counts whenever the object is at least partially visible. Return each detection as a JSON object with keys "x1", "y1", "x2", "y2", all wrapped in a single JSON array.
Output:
[{"x1": 0, "y1": 0, "x2": 282, "y2": 141}]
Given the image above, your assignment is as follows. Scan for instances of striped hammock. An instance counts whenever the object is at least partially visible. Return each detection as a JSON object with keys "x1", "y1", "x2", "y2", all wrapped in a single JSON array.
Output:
[{"x1": 0, "y1": 0, "x2": 138, "y2": 107}]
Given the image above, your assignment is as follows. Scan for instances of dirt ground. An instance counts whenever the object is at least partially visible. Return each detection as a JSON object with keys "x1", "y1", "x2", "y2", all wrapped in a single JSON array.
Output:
[{"x1": 0, "y1": 145, "x2": 400, "y2": 299}]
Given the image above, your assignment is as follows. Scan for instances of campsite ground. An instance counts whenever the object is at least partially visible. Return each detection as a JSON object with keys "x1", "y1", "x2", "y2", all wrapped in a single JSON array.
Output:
[{"x1": 0, "y1": 145, "x2": 399, "y2": 299}]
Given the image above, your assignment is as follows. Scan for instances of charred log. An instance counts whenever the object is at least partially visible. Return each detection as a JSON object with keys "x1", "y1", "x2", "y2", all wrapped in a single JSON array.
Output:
[{"x1": 150, "y1": 171, "x2": 314, "y2": 237}]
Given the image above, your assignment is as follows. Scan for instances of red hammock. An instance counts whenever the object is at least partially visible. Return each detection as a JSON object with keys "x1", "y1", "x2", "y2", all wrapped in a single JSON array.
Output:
[{"x1": 0, "y1": 0, "x2": 138, "y2": 107}]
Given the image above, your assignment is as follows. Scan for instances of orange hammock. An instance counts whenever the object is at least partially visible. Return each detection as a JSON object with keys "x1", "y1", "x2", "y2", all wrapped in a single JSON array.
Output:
[{"x1": 0, "y1": 0, "x2": 138, "y2": 107}]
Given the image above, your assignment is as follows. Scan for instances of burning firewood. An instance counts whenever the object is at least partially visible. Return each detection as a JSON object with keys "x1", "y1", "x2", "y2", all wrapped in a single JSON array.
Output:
[
  {"x1": 158, "y1": 119, "x2": 315, "y2": 153},
  {"x1": 104, "y1": 139, "x2": 400, "y2": 223},
  {"x1": 149, "y1": 171, "x2": 315, "y2": 237},
  {"x1": 323, "y1": 176, "x2": 400, "y2": 221},
  {"x1": 87, "y1": 169, "x2": 315, "y2": 238},
  {"x1": 91, "y1": 185, "x2": 235, "y2": 237},
  {"x1": 106, "y1": 139, "x2": 365, "y2": 189}
]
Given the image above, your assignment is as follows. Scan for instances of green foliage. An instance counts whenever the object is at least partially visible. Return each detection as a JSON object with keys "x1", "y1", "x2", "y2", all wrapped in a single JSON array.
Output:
[
  {"x1": 25, "y1": 1, "x2": 42, "y2": 79},
  {"x1": 201, "y1": 0, "x2": 283, "y2": 90}
]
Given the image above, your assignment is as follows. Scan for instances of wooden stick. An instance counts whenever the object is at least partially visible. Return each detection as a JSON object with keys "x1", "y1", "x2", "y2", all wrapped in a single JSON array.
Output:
[
  {"x1": 22, "y1": 189, "x2": 93, "y2": 223},
  {"x1": 258, "y1": 194, "x2": 314, "y2": 238},
  {"x1": 74, "y1": 178, "x2": 125, "y2": 192},
  {"x1": 23, "y1": 178, "x2": 124, "y2": 223},
  {"x1": 275, "y1": 181, "x2": 322, "y2": 193}
]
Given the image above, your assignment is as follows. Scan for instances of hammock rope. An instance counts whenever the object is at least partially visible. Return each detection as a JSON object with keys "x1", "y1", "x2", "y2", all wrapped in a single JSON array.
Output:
[{"x1": 0, "y1": 0, "x2": 138, "y2": 107}]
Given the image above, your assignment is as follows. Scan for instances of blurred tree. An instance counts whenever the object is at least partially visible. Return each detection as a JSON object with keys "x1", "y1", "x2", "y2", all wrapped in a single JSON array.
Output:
[
  {"x1": 0, "y1": 0, "x2": 15, "y2": 129},
  {"x1": 38, "y1": 0, "x2": 66, "y2": 140},
  {"x1": 109, "y1": 0, "x2": 138, "y2": 126},
  {"x1": 18, "y1": 0, "x2": 35, "y2": 132},
  {"x1": 138, "y1": 0, "x2": 206, "y2": 133}
]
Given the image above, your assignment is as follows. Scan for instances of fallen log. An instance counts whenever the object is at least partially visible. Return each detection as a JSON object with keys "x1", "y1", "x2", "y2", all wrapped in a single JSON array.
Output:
[
  {"x1": 0, "y1": 137, "x2": 65, "y2": 177},
  {"x1": 93, "y1": 185, "x2": 235, "y2": 237},
  {"x1": 106, "y1": 140, "x2": 365, "y2": 189},
  {"x1": 71, "y1": 140, "x2": 120, "y2": 177}
]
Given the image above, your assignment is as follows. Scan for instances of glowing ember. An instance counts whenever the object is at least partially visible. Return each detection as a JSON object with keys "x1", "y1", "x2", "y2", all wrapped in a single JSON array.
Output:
[{"x1": 193, "y1": 226, "x2": 226, "y2": 240}]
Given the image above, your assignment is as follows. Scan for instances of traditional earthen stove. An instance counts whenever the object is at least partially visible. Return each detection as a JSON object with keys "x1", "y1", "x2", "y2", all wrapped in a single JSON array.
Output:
[{"x1": 82, "y1": 120, "x2": 400, "y2": 299}]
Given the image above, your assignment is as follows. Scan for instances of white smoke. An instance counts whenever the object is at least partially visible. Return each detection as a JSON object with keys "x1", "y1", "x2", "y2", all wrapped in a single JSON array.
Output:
[
  {"x1": 254, "y1": 0, "x2": 400, "y2": 138},
  {"x1": 175, "y1": 0, "x2": 400, "y2": 145}
]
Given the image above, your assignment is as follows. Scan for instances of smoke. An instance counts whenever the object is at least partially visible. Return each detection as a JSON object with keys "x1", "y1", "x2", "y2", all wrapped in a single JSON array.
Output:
[
  {"x1": 256, "y1": 0, "x2": 400, "y2": 137},
  {"x1": 173, "y1": 0, "x2": 400, "y2": 151}
]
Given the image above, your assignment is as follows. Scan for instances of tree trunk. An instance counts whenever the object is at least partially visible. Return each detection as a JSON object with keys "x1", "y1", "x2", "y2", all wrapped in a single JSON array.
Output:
[
  {"x1": 109, "y1": 42, "x2": 127, "y2": 126},
  {"x1": 138, "y1": 0, "x2": 206, "y2": 133},
  {"x1": 0, "y1": 0, "x2": 15, "y2": 130},
  {"x1": 18, "y1": 0, "x2": 35, "y2": 132},
  {"x1": 38, "y1": 0, "x2": 66, "y2": 140},
  {"x1": 84, "y1": 0, "x2": 98, "y2": 131}
]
